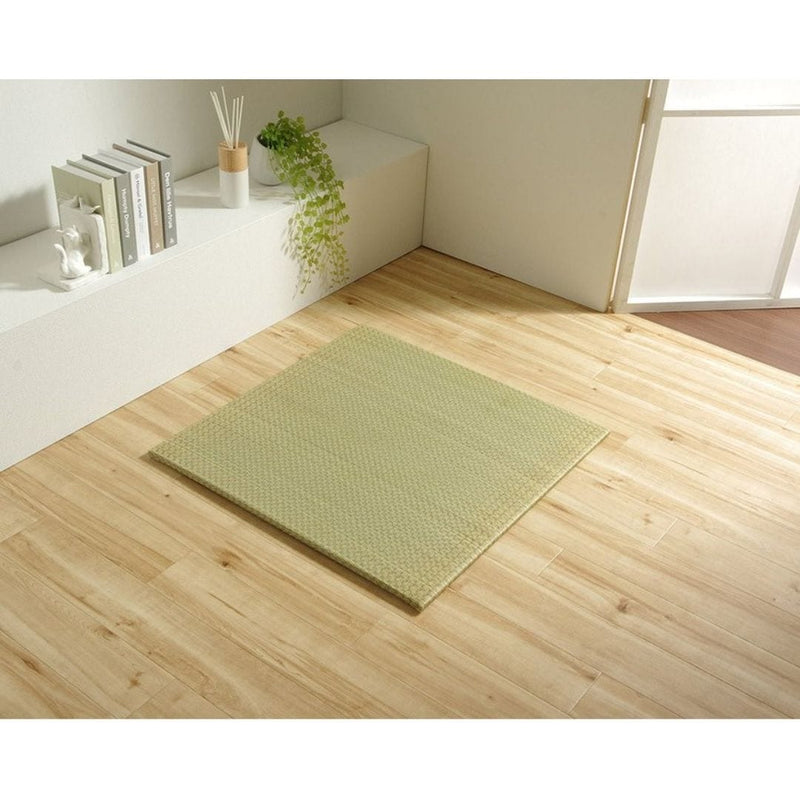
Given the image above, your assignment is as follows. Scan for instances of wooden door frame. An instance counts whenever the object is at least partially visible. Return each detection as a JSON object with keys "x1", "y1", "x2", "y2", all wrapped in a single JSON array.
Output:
[{"x1": 610, "y1": 79, "x2": 667, "y2": 313}]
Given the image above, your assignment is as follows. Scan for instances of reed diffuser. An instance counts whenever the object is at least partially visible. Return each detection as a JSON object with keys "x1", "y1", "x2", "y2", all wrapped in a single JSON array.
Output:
[{"x1": 211, "y1": 87, "x2": 248, "y2": 208}]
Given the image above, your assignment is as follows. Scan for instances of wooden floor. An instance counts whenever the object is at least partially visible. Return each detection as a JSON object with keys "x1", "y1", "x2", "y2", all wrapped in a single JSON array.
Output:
[
  {"x1": 638, "y1": 308, "x2": 800, "y2": 378},
  {"x1": 2, "y1": 247, "x2": 800, "y2": 719}
]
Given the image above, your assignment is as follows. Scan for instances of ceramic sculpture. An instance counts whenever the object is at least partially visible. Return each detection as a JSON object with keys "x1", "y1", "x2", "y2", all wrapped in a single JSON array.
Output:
[{"x1": 39, "y1": 196, "x2": 110, "y2": 291}]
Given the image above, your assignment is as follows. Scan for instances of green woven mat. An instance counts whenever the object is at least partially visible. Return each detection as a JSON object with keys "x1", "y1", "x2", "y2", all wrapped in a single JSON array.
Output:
[{"x1": 149, "y1": 326, "x2": 607, "y2": 609}]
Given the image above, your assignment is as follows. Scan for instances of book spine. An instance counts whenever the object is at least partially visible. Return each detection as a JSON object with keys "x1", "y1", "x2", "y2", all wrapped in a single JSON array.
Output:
[
  {"x1": 98, "y1": 178, "x2": 124, "y2": 273},
  {"x1": 143, "y1": 162, "x2": 165, "y2": 253},
  {"x1": 128, "y1": 167, "x2": 151, "y2": 259},
  {"x1": 124, "y1": 141, "x2": 178, "y2": 249},
  {"x1": 115, "y1": 171, "x2": 137, "y2": 266},
  {"x1": 158, "y1": 157, "x2": 177, "y2": 248},
  {"x1": 83, "y1": 152, "x2": 149, "y2": 260}
]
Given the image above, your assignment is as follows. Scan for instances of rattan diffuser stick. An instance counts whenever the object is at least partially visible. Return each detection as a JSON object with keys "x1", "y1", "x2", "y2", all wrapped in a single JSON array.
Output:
[
  {"x1": 212, "y1": 86, "x2": 248, "y2": 208},
  {"x1": 211, "y1": 87, "x2": 244, "y2": 149}
]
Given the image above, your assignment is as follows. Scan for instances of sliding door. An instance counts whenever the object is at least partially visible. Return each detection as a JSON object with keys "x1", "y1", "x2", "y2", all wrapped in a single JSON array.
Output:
[{"x1": 613, "y1": 80, "x2": 800, "y2": 312}]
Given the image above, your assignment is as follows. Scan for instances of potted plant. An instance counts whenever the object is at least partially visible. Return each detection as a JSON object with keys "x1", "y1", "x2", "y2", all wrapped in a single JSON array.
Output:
[{"x1": 250, "y1": 111, "x2": 350, "y2": 294}]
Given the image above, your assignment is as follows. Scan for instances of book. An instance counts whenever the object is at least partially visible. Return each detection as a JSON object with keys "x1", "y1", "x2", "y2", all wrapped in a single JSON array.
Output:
[
  {"x1": 51, "y1": 163, "x2": 124, "y2": 273},
  {"x1": 68, "y1": 157, "x2": 137, "y2": 267},
  {"x1": 110, "y1": 145, "x2": 165, "y2": 253},
  {"x1": 120, "y1": 140, "x2": 178, "y2": 248},
  {"x1": 87, "y1": 151, "x2": 151, "y2": 260}
]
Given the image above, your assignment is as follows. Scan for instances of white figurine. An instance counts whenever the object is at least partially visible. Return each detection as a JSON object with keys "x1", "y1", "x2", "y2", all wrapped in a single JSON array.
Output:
[
  {"x1": 54, "y1": 225, "x2": 93, "y2": 278},
  {"x1": 39, "y1": 196, "x2": 110, "y2": 291}
]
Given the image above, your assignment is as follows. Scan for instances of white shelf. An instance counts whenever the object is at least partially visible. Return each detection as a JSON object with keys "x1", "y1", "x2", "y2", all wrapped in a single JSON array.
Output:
[
  {"x1": 0, "y1": 120, "x2": 428, "y2": 471},
  {"x1": 0, "y1": 171, "x2": 290, "y2": 337}
]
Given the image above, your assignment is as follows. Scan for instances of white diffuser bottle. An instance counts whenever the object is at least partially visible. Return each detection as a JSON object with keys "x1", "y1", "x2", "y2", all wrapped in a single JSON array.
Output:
[{"x1": 218, "y1": 141, "x2": 249, "y2": 208}]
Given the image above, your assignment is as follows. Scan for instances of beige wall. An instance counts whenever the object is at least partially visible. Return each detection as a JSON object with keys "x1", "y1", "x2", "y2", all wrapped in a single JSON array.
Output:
[
  {"x1": 344, "y1": 80, "x2": 648, "y2": 310},
  {"x1": 0, "y1": 80, "x2": 342, "y2": 246}
]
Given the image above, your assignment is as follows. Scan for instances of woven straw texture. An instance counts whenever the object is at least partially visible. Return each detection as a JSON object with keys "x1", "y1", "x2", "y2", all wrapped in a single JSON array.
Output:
[{"x1": 149, "y1": 326, "x2": 607, "y2": 609}]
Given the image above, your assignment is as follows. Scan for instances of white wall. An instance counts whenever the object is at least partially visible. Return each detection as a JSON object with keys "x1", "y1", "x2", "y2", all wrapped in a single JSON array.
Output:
[
  {"x1": 0, "y1": 79, "x2": 342, "y2": 247},
  {"x1": 343, "y1": 80, "x2": 648, "y2": 310}
]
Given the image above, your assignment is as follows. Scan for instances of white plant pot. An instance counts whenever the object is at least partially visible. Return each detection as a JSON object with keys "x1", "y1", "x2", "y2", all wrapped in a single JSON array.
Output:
[{"x1": 249, "y1": 136, "x2": 282, "y2": 185}]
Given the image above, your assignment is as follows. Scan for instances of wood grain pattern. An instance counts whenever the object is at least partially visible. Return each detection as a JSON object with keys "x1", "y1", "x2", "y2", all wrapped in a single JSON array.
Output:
[
  {"x1": 128, "y1": 679, "x2": 230, "y2": 719},
  {"x1": 1, "y1": 247, "x2": 799, "y2": 718},
  {"x1": 570, "y1": 674, "x2": 679, "y2": 719},
  {"x1": 0, "y1": 483, "x2": 40, "y2": 542},
  {"x1": 0, "y1": 549, "x2": 171, "y2": 717},
  {"x1": 151, "y1": 553, "x2": 452, "y2": 717},
  {"x1": 352, "y1": 611, "x2": 568, "y2": 718},
  {"x1": 455, "y1": 557, "x2": 785, "y2": 718},
  {"x1": 0, "y1": 626, "x2": 107, "y2": 718}
]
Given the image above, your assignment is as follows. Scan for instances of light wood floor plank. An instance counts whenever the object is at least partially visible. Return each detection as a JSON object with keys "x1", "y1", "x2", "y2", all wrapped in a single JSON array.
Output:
[
  {"x1": 455, "y1": 557, "x2": 786, "y2": 718},
  {"x1": 570, "y1": 674, "x2": 679, "y2": 719},
  {"x1": 595, "y1": 362, "x2": 800, "y2": 497},
  {"x1": 1, "y1": 247, "x2": 798, "y2": 718},
  {"x1": 353, "y1": 610, "x2": 568, "y2": 718},
  {"x1": 0, "y1": 627, "x2": 108, "y2": 718},
  {"x1": 0, "y1": 550, "x2": 171, "y2": 717},
  {"x1": 0, "y1": 482, "x2": 41, "y2": 542},
  {"x1": 605, "y1": 347, "x2": 800, "y2": 431},
  {"x1": 545, "y1": 464, "x2": 677, "y2": 547},
  {"x1": 411, "y1": 588, "x2": 599, "y2": 714},
  {"x1": 655, "y1": 521, "x2": 800, "y2": 618},
  {"x1": 588, "y1": 439, "x2": 800, "y2": 574},
  {"x1": 5, "y1": 462, "x2": 189, "y2": 584},
  {"x1": 0, "y1": 519, "x2": 339, "y2": 718},
  {"x1": 151, "y1": 552, "x2": 453, "y2": 718},
  {"x1": 483, "y1": 524, "x2": 564, "y2": 576},
  {"x1": 517, "y1": 504, "x2": 800, "y2": 668},
  {"x1": 128, "y1": 678, "x2": 230, "y2": 719},
  {"x1": 537, "y1": 550, "x2": 800, "y2": 716}
]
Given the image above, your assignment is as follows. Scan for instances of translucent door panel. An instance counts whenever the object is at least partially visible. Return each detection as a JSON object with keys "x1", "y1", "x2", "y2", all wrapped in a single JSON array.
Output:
[{"x1": 629, "y1": 115, "x2": 800, "y2": 301}]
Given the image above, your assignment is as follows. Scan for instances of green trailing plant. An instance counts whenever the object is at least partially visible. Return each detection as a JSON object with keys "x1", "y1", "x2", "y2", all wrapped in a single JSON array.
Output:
[{"x1": 257, "y1": 111, "x2": 350, "y2": 293}]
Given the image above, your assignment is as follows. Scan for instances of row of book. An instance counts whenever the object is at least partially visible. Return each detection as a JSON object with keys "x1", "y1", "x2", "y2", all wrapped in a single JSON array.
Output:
[{"x1": 51, "y1": 141, "x2": 178, "y2": 272}]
